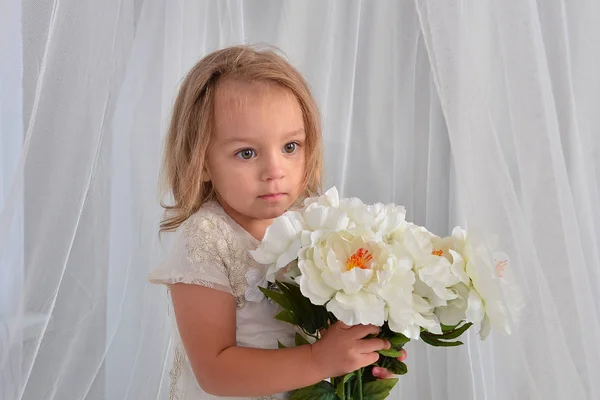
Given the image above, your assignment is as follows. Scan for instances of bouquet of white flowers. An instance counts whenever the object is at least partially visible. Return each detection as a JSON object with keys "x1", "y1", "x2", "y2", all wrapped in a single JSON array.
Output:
[{"x1": 248, "y1": 188, "x2": 517, "y2": 400}]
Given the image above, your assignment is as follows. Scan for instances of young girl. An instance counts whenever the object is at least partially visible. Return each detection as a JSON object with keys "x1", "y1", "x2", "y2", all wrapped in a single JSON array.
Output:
[{"x1": 149, "y1": 45, "x2": 406, "y2": 399}]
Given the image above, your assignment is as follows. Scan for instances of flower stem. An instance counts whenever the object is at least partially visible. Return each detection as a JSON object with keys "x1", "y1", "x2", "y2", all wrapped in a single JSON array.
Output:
[
  {"x1": 345, "y1": 377, "x2": 351, "y2": 399},
  {"x1": 357, "y1": 368, "x2": 363, "y2": 400}
]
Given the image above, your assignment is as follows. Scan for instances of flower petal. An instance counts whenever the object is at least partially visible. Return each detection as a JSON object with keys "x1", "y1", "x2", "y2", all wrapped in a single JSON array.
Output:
[
  {"x1": 322, "y1": 187, "x2": 340, "y2": 207},
  {"x1": 264, "y1": 211, "x2": 304, "y2": 251},
  {"x1": 275, "y1": 238, "x2": 302, "y2": 270},
  {"x1": 250, "y1": 211, "x2": 304, "y2": 266},
  {"x1": 340, "y1": 268, "x2": 373, "y2": 294},
  {"x1": 249, "y1": 248, "x2": 277, "y2": 265},
  {"x1": 326, "y1": 291, "x2": 386, "y2": 326},
  {"x1": 466, "y1": 289, "x2": 485, "y2": 323},
  {"x1": 297, "y1": 259, "x2": 336, "y2": 305},
  {"x1": 451, "y1": 226, "x2": 467, "y2": 243},
  {"x1": 303, "y1": 204, "x2": 350, "y2": 231},
  {"x1": 479, "y1": 315, "x2": 492, "y2": 340},
  {"x1": 435, "y1": 301, "x2": 466, "y2": 326},
  {"x1": 449, "y1": 249, "x2": 469, "y2": 284}
]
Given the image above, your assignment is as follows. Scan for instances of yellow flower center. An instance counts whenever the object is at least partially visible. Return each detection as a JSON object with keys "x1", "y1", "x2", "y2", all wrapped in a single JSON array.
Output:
[
  {"x1": 346, "y1": 248, "x2": 373, "y2": 271},
  {"x1": 432, "y1": 249, "x2": 443, "y2": 257}
]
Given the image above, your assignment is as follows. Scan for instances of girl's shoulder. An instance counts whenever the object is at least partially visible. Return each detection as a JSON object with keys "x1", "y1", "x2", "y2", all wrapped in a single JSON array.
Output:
[
  {"x1": 183, "y1": 201, "x2": 258, "y2": 251},
  {"x1": 182, "y1": 201, "x2": 232, "y2": 241},
  {"x1": 150, "y1": 201, "x2": 262, "y2": 308},
  {"x1": 148, "y1": 201, "x2": 239, "y2": 294}
]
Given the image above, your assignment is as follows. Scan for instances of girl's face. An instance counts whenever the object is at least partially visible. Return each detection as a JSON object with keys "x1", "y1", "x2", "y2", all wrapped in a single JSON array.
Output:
[{"x1": 205, "y1": 80, "x2": 306, "y2": 237}]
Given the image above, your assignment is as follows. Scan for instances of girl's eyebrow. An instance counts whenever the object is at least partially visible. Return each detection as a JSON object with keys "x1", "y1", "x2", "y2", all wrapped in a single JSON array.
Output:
[
  {"x1": 222, "y1": 129, "x2": 305, "y2": 145},
  {"x1": 285, "y1": 129, "x2": 306, "y2": 139}
]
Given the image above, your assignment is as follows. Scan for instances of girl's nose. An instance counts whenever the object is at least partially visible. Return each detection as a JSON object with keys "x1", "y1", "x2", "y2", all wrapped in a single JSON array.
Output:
[{"x1": 261, "y1": 152, "x2": 285, "y2": 181}]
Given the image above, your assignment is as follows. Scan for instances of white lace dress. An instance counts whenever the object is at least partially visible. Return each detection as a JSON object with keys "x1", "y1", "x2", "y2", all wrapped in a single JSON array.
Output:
[{"x1": 149, "y1": 201, "x2": 296, "y2": 399}]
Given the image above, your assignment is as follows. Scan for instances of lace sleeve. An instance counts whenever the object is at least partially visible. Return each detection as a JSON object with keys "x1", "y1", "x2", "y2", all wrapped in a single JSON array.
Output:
[{"x1": 148, "y1": 213, "x2": 233, "y2": 295}]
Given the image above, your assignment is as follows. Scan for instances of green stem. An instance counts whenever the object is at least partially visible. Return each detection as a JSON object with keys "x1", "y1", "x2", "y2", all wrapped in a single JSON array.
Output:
[
  {"x1": 357, "y1": 368, "x2": 363, "y2": 400},
  {"x1": 334, "y1": 377, "x2": 344, "y2": 400},
  {"x1": 345, "y1": 377, "x2": 351, "y2": 399}
]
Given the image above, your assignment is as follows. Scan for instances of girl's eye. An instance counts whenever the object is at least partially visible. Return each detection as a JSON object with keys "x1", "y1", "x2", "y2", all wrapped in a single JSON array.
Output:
[
  {"x1": 283, "y1": 142, "x2": 298, "y2": 154},
  {"x1": 236, "y1": 149, "x2": 256, "y2": 160}
]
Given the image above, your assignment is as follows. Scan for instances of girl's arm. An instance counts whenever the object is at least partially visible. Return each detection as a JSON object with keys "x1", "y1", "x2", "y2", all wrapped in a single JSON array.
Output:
[{"x1": 170, "y1": 283, "x2": 388, "y2": 397}]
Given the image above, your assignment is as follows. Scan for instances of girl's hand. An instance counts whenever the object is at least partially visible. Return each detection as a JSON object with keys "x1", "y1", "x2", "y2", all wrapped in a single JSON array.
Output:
[
  {"x1": 371, "y1": 348, "x2": 408, "y2": 380},
  {"x1": 310, "y1": 321, "x2": 390, "y2": 378}
]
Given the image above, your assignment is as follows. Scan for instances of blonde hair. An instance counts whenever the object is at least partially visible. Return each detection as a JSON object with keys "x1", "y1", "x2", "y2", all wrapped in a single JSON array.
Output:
[{"x1": 160, "y1": 45, "x2": 323, "y2": 233}]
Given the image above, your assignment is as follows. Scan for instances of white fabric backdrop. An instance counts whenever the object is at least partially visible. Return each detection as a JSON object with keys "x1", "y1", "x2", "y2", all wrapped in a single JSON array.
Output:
[
  {"x1": 1, "y1": 0, "x2": 24, "y2": 399},
  {"x1": 1, "y1": 0, "x2": 598, "y2": 399}
]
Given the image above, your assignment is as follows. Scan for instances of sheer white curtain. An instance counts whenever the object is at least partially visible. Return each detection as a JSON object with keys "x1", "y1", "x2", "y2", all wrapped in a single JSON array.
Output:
[
  {"x1": 1, "y1": 0, "x2": 598, "y2": 399},
  {"x1": 1, "y1": 1, "x2": 24, "y2": 399},
  {"x1": 414, "y1": 1, "x2": 600, "y2": 398}
]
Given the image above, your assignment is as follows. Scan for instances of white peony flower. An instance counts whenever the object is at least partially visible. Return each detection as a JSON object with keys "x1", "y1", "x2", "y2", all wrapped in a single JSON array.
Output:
[
  {"x1": 302, "y1": 202, "x2": 351, "y2": 233},
  {"x1": 434, "y1": 282, "x2": 470, "y2": 326},
  {"x1": 394, "y1": 224, "x2": 461, "y2": 307},
  {"x1": 376, "y1": 255, "x2": 442, "y2": 338},
  {"x1": 445, "y1": 227, "x2": 511, "y2": 339},
  {"x1": 366, "y1": 202, "x2": 407, "y2": 239},
  {"x1": 295, "y1": 188, "x2": 359, "y2": 249},
  {"x1": 430, "y1": 233, "x2": 470, "y2": 285},
  {"x1": 249, "y1": 211, "x2": 305, "y2": 281},
  {"x1": 296, "y1": 233, "x2": 401, "y2": 327},
  {"x1": 302, "y1": 187, "x2": 406, "y2": 240},
  {"x1": 302, "y1": 188, "x2": 373, "y2": 237},
  {"x1": 410, "y1": 294, "x2": 442, "y2": 335},
  {"x1": 303, "y1": 186, "x2": 341, "y2": 208}
]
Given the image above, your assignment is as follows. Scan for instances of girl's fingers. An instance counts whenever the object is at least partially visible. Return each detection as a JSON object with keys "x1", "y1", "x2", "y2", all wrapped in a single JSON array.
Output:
[
  {"x1": 372, "y1": 367, "x2": 396, "y2": 380},
  {"x1": 397, "y1": 348, "x2": 408, "y2": 362},
  {"x1": 351, "y1": 324, "x2": 381, "y2": 338},
  {"x1": 358, "y1": 338, "x2": 390, "y2": 353}
]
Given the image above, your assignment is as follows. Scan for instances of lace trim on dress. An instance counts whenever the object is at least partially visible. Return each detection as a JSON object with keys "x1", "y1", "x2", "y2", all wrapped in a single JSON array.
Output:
[
  {"x1": 168, "y1": 346, "x2": 185, "y2": 400},
  {"x1": 183, "y1": 209, "x2": 261, "y2": 310}
]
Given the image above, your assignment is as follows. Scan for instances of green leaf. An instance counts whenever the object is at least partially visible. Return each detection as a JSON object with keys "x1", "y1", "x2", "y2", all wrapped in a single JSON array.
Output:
[
  {"x1": 441, "y1": 322, "x2": 462, "y2": 333},
  {"x1": 275, "y1": 281, "x2": 330, "y2": 335},
  {"x1": 328, "y1": 312, "x2": 339, "y2": 324},
  {"x1": 362, "y1": 378, "x2": 399, "y2": 400},
  {"x1": 295, "y1": 332, "x2": 311, "y2": 346},
  {"x1": 290, "y1": 381, "x2": 338, "y2": 400},
  {"x1": 336, "y1": 373, "x2": 355, "y2": 399},
  {"x1": 275, "y1": 309, "x2": 298, "y2": 326},
  {"x1": 292, "y1": 282, "x2": 328, "y2": 329},
  {"x1": 436, "y1": 322, "x2": 473, "y2": 340},
  {"x1": 259, "y1": 286, "x2": 292, "y2": 310},
  {"x1": 379, "y1": 357, "x2": 408, "y2": 375},
  {"x1": 389, "y1": 333, "x2": 410, "y2": 347},
  {"x1": 377, "y1": 349, "x2": 403, "y2": 358},
  {"x1": 277, "y1": 283, "x2": 312, "y2": 332},
  {"x1": 277, "y1": 340, "x2": 287, "y2": 349},
  {"x1": 420, "y1": 333, "x2": 464, "y2": 347}
]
